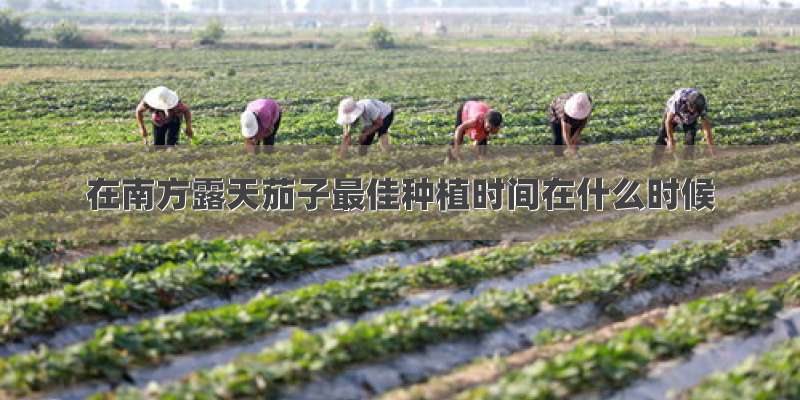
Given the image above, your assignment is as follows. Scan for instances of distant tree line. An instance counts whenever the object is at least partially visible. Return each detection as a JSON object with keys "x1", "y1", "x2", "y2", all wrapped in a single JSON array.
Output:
[
  {"x1": 191, "y1": 0, "x2": 284, "y2": 11},
  {"x1": 0, "y1": 8, "x2": 86, "y2": 48},
  {"x1": 302, "y1": 0, "x2": 538, "y2": 11},
  {"x1": 613, "y1": 9, "x2": 800, "y2": 26}
]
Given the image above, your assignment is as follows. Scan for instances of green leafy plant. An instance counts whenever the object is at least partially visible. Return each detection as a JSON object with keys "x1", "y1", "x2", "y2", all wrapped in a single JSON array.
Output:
[
  {"x1": 195, "y1": 18, "x2": 225, "y2": 45},
  {"x1": 368, "y1": 22, "x2": 395, "y2": 49},
  {"x1": 0, "y1": 240, "x2": 415, "y2": 342},
  {"x1": 52, "y1": 20, "x2": 83, "y2": 48},
  {"x1": 459, "y1": 289, "x2": 783, "y2": 400},
  {"x1": 0, "y1": 9, "x2": 27, "y2": 46},
  {"x1": 85, "y1": 241, "x2": 779, "y2": 399}
]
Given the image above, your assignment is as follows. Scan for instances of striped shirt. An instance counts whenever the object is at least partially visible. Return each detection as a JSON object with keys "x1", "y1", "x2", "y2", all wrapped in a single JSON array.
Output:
[{"x1": 665, "y1": 88, "x2": 707, "y2": 126}]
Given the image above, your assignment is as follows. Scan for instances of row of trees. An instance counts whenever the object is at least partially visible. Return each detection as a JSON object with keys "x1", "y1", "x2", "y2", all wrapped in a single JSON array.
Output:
[
  {"x1": 4, "y1": 0, "x2": 77, "y2": 11},
  {"x1": 0, "y1": 0, "x2": 602, "y2": 13},
  {"x1": 2, "y1": 8, "x2": 399, "y2": 49},
  {"x1": 1, "y1": 9, "x2": 83, "y2": 47},
  {"x1": 0, "y1": 9, "x2": 228, "y2": 47}
]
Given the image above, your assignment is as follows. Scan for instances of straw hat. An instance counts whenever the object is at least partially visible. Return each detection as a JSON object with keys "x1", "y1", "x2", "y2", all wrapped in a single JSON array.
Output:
[
  {"x1": 337, "y1": 97, "x2": 365, "y2": 126},
  {"x1": 565, "y1": 92, "x2": 592, "y2": 120},
  {"x1": 144, "y1": 86, "x2": 180, "y2": 111},
  {"x1": 241, "y1": 111, "x2": 259, "y2": 139}
]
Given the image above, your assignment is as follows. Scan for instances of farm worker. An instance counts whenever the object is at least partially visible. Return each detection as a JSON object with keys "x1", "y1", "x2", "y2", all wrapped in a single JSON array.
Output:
[
  {"x1": 336, "y1": 97, "x2": 394, "y2": 156},
  {"x1": 241, "y1": 99, "x2": 282, "y2": 154},
  {"x1": 448, "y1": 100, "x2": 503, "y2": 161},
  {"x1": 135, "y1": 86, "x2": 193, "y2": 146},
  {"x1": 548, "y1": 92, "x2": 592, "y2": 157},
  {"x1": 656, "y1": 88, "x2": 715, "y2": 157}
]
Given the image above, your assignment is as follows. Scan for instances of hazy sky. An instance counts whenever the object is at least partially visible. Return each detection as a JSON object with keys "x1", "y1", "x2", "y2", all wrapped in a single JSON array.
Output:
[{"x1": 171, "y1": 0, "x2": 799, "y2": 10}]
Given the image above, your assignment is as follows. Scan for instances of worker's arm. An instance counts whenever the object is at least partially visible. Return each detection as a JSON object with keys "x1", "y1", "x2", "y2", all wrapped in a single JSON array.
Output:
[
  {"x1": 135, "y1": 101, "x2": 148, "y2": 144},
  {"x1": 340, "y1": 124, "x2": 352, "y2": 158},
  {"x1": 664, "y1": 112, "x2": 676, "y2": 151},
  {"x1": 561, "y1": 119, "x2": 580, "y2": 157},
  {"x1": 263, "y1": 122, "x2": 275, "y2": 138},
  {"x1": 701, "y1": 117, "x2": 715, "y2": 156},
  {"x1": 561, "y1": 118, "x2": 574, "y2": 147},
  {"x1": 244, "y1": 137, "x2": 258, "y2": 155},
  {"x1": 183, "y1": 107, "x2": 193, "y2": 140},
  {"x1": 452, "y1": 118, "x2": 477, "y2": 161},
  {"x1": 362, "y1": 117, "x2": 383, "y2": 137},
  {"x1": 572, "y1": 116, "x2": 589, "y2": 145}
]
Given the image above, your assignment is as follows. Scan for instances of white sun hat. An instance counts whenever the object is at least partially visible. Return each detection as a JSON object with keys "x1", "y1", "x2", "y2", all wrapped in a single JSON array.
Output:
[
  {"x1": 564, "y1": 92, "x2": 592, "y2": 120},
  {"x1": 144, "y1": 86, "x2": 180, "y2": 111},
  {"x1": 241, "y1": 111, "x2": 259, "y2": 139},
  {"x1": 336, "y1": 97, "x2": 365, "y2": 126}
]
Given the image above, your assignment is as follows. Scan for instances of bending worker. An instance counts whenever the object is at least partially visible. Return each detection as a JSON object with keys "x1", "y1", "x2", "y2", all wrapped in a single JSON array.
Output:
[
  {"x1": 656, "y1": 88, "x2": 715, "y2": 158},
  {"x1": 336, "y1": 97, "x2": 394, "y2": 156},
  {"x1": 135, "y1": 86, "x2": 193, "y2": 146},
  {"x1": 448, "y1": 99, "x2": 503, "y2": 161},
  {"x1": 547, "y1": 92, "x2": 592, "y2": 157},
  {"x1": 241, "y1": 98, "x2": 282, "y2": 154}
]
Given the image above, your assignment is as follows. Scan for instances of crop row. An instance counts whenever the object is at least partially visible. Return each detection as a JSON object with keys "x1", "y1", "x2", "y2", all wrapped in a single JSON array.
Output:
[
  {"x1": 226, "y1": 145, "x2": 800, "y2": 241},
  {"x1": 3, "y1": 143, "x2": 797, "y2": 192},
  {"x1": 2, "y1": 142, "x2": 789, "y2": 243},
  {"x1": 281, "y1": 156, "x2": 800, "y2": 241},
  {"x1": 0, "y1": 144, "x2": 675, "y2": 217},
  {"x1": 1, "y1": 48, "x2": 798, "y2": 146},
  {"x1": 0, "y1": 240, "x2": 416, "y2": 342},
  {"x1": 552, "y1": 178, "x2": 800, "y2": 242},
  {"x1": 0, "y1": 240, "x2": 421, "y2": 300},
  {"x1": 28, "y1": 140, "x2": 780, "y2": 242},
  {"x1": 92, "y1": 240, "x2": 777, "y2": 399},
  {"x1": 0, "y1": 240, "x2": 614, "y2": 395},
  {"x1": 683, "y1": 275, "x2": 800, "y2": 400},
  {"x1": 0, "y1": 240, "x2": 65, "y2": 272},
  {"x1": 4, "y1": 143, "x2": 798, "y2": 203},
  {"x1": 683, "y1": 337, "x2": 800, "y2": 400},
  {"x1": 457, "y1": 272, "x2": 800, "y2": 400},
  {"x1": 1, "y1": 143, "x2": 798, "y2": 241},
  {"x1": 1, "y1": 240, "x2": 240, "y2": 299},
  {"x1": 725, "y1": 212, "x2": 800, "y2": 240}
]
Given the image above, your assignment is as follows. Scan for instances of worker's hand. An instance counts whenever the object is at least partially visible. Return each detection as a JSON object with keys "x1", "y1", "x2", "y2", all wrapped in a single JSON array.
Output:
[
  {"x1": 451, "y1": 147, "x2": 462, "y2": 162},
  {"x1": 566, "y1": 146, "x2": 578, "y2": 158},
  {"x1": 143, "y1": 137, "x2": 149, "y2": 146},
  {"x1": 666, "y1": 139, "x2": 676, "y2": 152},
  {"x1": 185, "y1": 127, "x2": 194, "y2": 140},
  {"x1": 707, "y1": 145, "x2": 717, "y2": 158}
]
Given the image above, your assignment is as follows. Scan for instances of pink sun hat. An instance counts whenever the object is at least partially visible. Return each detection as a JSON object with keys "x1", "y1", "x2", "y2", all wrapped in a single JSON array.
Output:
[{"x1": 565, "y1": 92, "x2": 592, "y2": 120}]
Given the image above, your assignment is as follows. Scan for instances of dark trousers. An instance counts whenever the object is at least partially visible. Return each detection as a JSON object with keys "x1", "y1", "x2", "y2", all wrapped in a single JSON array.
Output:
[
  {"x1": 653, "y1": 117, "x2": 698, "y2": 163},
  {"x1": 256, "y1": 112, "x2": 281, "y2": 146},
  {"x1": 656, "y1": 119, "x2": 698, "y2": 145},
  {"x1": 154, "y1": 119, "x2": 180, "y2": 146},
  {"x1": 550, "y1": 120, "x2": 580, "y2": 156},
  {"x1": 358, "y1": 110, "x2": 393, "y2": 155}
]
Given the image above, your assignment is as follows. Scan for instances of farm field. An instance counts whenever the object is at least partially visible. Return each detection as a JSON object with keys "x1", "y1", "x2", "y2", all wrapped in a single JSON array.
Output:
[
  {"x1": 3, "y1": 238, "x2": 800, "y2": 399},
  {"x1": 1, "y1": 141, "x2": 799, "y2": 240},
  {"x1": 1, "y1": 47, "x2": 799, "y2": 146},
  {"x1": 2, "y1": 36, "x2": 800, "y2": 400}
]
